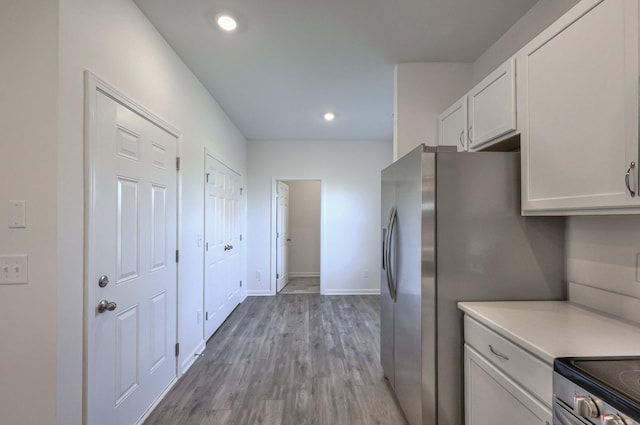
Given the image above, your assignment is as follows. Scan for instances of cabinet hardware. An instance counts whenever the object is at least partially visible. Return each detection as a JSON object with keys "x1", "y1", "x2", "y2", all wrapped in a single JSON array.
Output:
[
  {"x1": 625, "y1": 161, "x2": 636, "y2": 197},
  {"x1": 489, "y1": 344, "x2": 509, "y2": 361}
]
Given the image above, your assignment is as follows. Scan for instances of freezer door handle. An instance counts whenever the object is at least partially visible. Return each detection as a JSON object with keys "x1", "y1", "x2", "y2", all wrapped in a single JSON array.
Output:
[
  {"x1": 385, "y1": 206, "x2": 397, "y2": 301},
  {"x1": 382, "y1": 228, "x2": 387, "y2": 271}
]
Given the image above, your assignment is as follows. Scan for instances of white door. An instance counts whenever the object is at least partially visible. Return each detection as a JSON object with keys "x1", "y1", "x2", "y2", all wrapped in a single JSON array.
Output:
[
  {"x1": 204, "y1": 153, "x2": 241, "y2": 340},
  {"x1": 87, "y1": 89, "x2": 178, "y2": 425},
  {"x1": 276, "y1": 181, "x2": 290, "y2": 292}
]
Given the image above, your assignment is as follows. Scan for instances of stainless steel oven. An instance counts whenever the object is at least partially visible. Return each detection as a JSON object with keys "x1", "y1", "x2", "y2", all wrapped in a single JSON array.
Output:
[{"x1": 553, "y1": 357, "x2": 640, "y2": 425}]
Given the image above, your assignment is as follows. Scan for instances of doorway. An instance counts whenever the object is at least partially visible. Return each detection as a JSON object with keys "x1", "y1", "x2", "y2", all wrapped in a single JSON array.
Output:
[{"x1": 274, "y1": 179, "x2": 321, "y2": 294}]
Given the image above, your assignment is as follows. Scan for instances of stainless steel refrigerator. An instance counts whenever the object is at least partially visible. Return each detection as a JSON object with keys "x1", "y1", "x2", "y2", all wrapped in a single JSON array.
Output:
[{"x1": 380, "y1": 145, "x2": 565, "y2": 425}]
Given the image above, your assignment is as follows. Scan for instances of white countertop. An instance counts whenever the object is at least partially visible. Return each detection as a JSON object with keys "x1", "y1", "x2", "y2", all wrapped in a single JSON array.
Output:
[{"x1": 458, "y1": 301, "x2": 640, "y2": 364}]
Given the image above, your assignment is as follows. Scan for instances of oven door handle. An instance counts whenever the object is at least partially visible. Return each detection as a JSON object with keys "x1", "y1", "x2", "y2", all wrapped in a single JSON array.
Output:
[{"x1": 554, "y1": 401, "x2": 589, "y2": 425}]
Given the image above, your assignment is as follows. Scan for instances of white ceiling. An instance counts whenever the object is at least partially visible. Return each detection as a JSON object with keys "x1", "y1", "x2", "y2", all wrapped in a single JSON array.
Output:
[{"x1": 134, "y1": 0, "x2": 538, "y2": 141}]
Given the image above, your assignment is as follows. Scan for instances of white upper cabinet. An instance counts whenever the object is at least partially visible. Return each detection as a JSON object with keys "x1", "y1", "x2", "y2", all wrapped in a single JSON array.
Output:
[
  {"x1": 438, "y1": 97, "x2": 468, "y2": 152},
  {"x1": 468, "y1": 59, "x2": 517, "y2": 151},
  {"x1": 518, "y1": 0, "x2": 640, "y2": 214}
]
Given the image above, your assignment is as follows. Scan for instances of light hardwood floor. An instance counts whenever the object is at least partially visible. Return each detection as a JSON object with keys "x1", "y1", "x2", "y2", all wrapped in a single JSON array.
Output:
[{"x1": 144, "y1": 295, "x2": 407, "y2": 425}]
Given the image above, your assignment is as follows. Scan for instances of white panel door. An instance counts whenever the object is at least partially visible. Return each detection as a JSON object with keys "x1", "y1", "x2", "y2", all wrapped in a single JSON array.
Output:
[
  {"x1": 87, "y1": 90, "x2": 177, "y2": 425},
  {"x1": 276, "y1": 181, "x2": 290, "y2": 292},
  {"x1": 204, "y1": 154, "x2": 241, "y2": 340},
  {"x1": 438, "y1": 96, "x2": 468, "y2": 152}
]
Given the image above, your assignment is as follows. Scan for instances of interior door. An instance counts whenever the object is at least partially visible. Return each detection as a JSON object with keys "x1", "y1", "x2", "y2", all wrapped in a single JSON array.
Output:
[
  {"x1": 87, "y1": 89, "x2": 178, "y2": 425},
  {"x1": 276, "y1": 181, "x2": 290, "y2": 292},
  {"x1": 204, "y1": 153, "x2": 241, "y2": 340}
]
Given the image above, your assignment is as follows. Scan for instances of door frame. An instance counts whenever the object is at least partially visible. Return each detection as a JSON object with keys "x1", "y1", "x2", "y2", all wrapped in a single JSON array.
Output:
[
  {"x1": 270, "y1": 177, "x2": 324, "y2": 295},
  {"x1": 83, "y1": 71, "x2": 183, "y2": 424}
]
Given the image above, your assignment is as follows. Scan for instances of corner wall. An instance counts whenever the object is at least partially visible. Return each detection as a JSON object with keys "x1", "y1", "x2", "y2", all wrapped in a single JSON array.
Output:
[
  {"x1": 57, "y1": 1, "x2": 247, "y2": 424},
  {"x1": 0, "y1": 2, "x2": 59, "y2": 424},
  {"x1": 394, "y1": 63, "x2": 473, "y2": 160},
  {"x1": 247, "y1": 140, "x2": 392, "y2": 295}
]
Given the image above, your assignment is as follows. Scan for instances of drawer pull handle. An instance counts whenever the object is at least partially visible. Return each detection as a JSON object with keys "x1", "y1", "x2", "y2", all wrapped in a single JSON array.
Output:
[{"x1": 489, "y1": 344, "x2": 509, "y2": 361}]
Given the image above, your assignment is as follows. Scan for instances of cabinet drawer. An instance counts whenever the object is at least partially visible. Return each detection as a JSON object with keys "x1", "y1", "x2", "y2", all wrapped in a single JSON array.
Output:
[
  {"x1": 465, "y1": 344, "x2": 551, "y2": 425},
  {"x1": 464, "y1": 316, "x2": 552, "y2": 407}
]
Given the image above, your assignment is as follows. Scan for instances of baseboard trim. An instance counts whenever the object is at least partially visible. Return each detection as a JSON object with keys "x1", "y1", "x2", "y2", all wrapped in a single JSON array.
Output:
[
  {"x1": 180, "y1": 340, "x2": 206, "y2": 374},
  {"x1": 247, "y1": 289, "x2": 274, "y2": 296},
  {"x1": 322, "y1": 289, "x2": 380, "y2": 296},
  {"x1": 289, "y1": 272, "x2": 320, "y2": 278}
]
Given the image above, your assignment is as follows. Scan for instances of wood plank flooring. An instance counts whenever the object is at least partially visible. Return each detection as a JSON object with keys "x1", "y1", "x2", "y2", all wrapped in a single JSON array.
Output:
[
  {"x1": 279, "y1": 277, "x2": 320, "y2": 294},
  {"x1": 144, "y1": 295, "x2": 407, "y2": 425}
]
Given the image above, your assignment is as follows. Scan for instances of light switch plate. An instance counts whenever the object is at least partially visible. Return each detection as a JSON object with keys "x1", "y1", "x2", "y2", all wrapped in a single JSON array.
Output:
[
  {"x1": 0, "y1": 255, "x2": 28, "y2": 284},
  {"x1": 8, "y1": 200, "x2": 26, "y2": 228}
]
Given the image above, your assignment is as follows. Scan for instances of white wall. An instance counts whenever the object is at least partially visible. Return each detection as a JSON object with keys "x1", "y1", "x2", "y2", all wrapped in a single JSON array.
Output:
[
  {"x1": 394, "y1": 63, "x2": 473, "y2": 160},
  {"x1": 55, "y1": 1, "x2": 248, "y2": 424},
  {"x1": 247, "y1": 140, "x2": 392, "y2": 295},
  {"x1": 567, "y1": 216, "x2": 640, "y2": 299},
  {"x1": 0, "y1": 2, "x2": 59, "y2": 424},
  {"x1": 286, "y1": 180, "x2": 321, "y2": 277},
  {"x1": 473, "y1": 0, "x2": 580, "y2": 82}
]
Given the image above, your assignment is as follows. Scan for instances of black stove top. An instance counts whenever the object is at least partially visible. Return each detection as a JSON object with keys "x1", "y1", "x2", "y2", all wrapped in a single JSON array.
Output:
[{"x1": 555, "y1": 356, "x2": 640, "y2": 421}]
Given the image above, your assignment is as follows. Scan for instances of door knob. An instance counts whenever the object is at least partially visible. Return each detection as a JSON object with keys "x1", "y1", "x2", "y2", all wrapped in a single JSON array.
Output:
[
  {"x1": 98, "y1": 275, "x2": 110, "y2": 288},
  {"x1": 97, "y1": 299, "x2": 117, "y2": 314}
]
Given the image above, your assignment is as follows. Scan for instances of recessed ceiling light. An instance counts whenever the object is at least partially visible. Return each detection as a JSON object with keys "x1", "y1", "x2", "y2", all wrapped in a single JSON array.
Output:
[
  {"x1": 216, "y1": 14, "x2": 237, "y2": 32},
  {"x1": 324, "y1": 112, "x2": 335, "y2": 122}
]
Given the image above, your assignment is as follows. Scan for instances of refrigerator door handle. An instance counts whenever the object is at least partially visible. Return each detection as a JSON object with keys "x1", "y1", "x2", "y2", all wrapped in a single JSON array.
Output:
[
  {"x1": 382, "y1": 228, "x2": 387, "y2": 271},
  {"x1": 386, "y1": 207, "x2": 397, "y2": 301}
]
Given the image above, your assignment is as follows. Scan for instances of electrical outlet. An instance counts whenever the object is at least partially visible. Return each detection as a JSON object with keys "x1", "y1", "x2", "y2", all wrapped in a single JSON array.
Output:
[
  {"x1": 0, "y1": 255, "x2": 28, "y2": 284},
  {"x1": 364, "y1": 269, "x2": 369, "y2": 278},
  {"x1": 256, "y1": 270, "x2": 262, "y2": 281}
]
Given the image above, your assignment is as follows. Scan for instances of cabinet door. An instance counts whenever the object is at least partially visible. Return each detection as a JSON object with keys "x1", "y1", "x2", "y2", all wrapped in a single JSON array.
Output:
[
  {"x1": 465, "y1": 345, "x2": 551, "y2": 425},
  {"x1": 438, "y1": 97, "x2": 468, "y2": 152},
  {"x1": 518, "y1": 0, "x2": 640, "y2": 214},
  {"x1": 468, "y1": 58, "x2": 516, "y2": 151}
]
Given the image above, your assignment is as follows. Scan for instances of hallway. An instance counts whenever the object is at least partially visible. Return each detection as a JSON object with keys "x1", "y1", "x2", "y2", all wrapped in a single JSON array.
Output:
[{"x1": 144, "y1": 295, "x2": 407, "y2": 425}]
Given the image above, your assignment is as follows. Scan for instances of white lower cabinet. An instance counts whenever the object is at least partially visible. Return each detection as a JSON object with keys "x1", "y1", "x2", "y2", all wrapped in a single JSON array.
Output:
[
  {"x1": 465, "y1": 346, "x2": 551, "y2": 425},
  {"x1": 464, "y1": 317, "x2": 551, "y2": 425}
]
